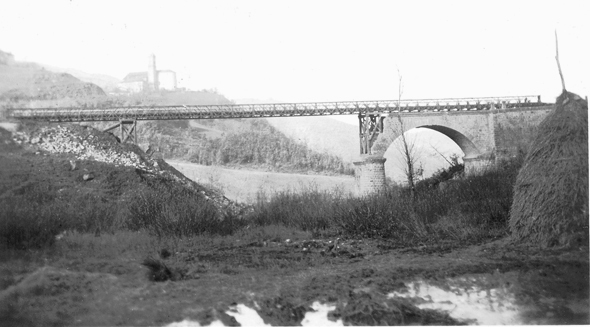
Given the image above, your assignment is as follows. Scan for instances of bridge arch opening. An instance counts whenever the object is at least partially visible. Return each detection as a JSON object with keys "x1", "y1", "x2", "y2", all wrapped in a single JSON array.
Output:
[
  {"x1": 417, "y1": 125, "x2": 481, "y2": 159},
  {"x1": 383, "y1": 125, "x2": 478, "y2": 184}
]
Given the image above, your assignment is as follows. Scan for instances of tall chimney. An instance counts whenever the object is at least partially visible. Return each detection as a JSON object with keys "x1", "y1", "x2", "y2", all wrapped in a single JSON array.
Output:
[{"x1": 147, "y1": 54, "x2": 158, "y2": 91}]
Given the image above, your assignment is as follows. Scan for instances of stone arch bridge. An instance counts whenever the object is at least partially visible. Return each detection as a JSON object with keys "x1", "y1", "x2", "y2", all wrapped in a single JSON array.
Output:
[
  {"x1": 371, "y1": 104, "x2": 553, "y2": 172},
  {"x1": 6, "y1": 95, "x2": 554, "y2": 193}
]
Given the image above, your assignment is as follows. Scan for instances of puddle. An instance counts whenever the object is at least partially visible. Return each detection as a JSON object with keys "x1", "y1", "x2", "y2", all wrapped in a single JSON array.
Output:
[
  {"x1": 226, "y1": 303, "x2": 271, "y2": 326},
  {"x1": 165, "y1": 301, "x2": 341, "y2": 327},
  {"x1": 166, "y1": 271, "x2": 588, "y2": 327},
  {"x1": 166, "y1": 319, "x2": 225, "y2": 327},
  {"x1": 388, "y1": 272, "x2": 589, "y2": 325},
  {"x1": 301, "y1": 302, "x2": 343, "y2": 326}
]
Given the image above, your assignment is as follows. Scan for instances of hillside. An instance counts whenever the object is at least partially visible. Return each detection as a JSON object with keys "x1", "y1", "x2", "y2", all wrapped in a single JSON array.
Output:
[
  {"x1": 135, "y1": 118, "x2": 354, "y2": 175},
  {"x1": 0, "y1": 50, "x2": 120, "y2": 94},
  {"x1": 0, "y1": 124, "x2": 242, "y2": 228},
  {"x1": 266, "y1": 116, "x2": 360, "y2": 163},
  {"x1": 234, "y1": 98, "x2": 362, "y2": 163},
  {"x1": 0, "y1": 50, "x2": 105, "y2": 102},
  {"x1": 40, "y1": 64, "x2": 121, "y2": 92}
]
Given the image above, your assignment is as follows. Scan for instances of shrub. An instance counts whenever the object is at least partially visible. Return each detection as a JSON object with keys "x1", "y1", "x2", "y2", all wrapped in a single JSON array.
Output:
[
  {"x1": 248, "y1": 155, "x2": 525, "y2": 245},
  {"x1": 415, "y1": 155, "x2": 464, "y2": 192},
  {"x1": 416, "y1": 155, "x2": 524, "y2": 242},
  {"x1": 248, "y1": 185, "x2": 341, "y2": 234},
  {"x1": 0, "y1": 183, "x2": 120, "y2": 249},
  {"x1": 126, "y1": 181, "x2": 244, "y2": 238},
  {"x1": 0, "y1": 200, "x2": 64, "y2": 249},
  {"x1": 0, "y1": 177, "x2": 242, "y2": 249},
  {"x1": 334, "y1": 187, "x2": 427, "y2": 241}
]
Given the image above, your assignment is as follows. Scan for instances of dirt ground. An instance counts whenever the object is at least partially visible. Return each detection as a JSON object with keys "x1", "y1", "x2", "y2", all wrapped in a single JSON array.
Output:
[{"x1": 0, "y1": 234, "x2": 588, "y2": 326}]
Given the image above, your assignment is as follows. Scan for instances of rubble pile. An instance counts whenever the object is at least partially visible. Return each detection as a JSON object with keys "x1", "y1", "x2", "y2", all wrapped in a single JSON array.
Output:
[
  {"x1": 13, "y1": 125, "x2": 154, "y2": 171},
  {"x1": 11, "y1": 124, "x2": 244, "y2": 214}
]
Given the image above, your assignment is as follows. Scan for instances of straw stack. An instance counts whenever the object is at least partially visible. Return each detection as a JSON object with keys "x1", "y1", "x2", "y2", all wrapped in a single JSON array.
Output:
[{"x1": 509, "y1": 91, "x2": 588, "y2": 247}]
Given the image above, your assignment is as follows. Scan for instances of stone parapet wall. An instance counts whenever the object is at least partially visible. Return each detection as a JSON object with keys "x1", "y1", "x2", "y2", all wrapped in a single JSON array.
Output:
[{"x1": 354, "y1": 156, "x2": 387, "y2": 195}]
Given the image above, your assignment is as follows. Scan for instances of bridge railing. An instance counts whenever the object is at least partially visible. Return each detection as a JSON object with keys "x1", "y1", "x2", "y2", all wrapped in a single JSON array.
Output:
[{"x1": 6, "y1": 95, "x2": 549, "y2": 122}]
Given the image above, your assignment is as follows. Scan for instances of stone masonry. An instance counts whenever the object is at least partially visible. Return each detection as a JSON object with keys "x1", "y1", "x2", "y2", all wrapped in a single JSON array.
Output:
[
  {"x1": 354, "y1": 156, "x2": 387, "y2": 195},
  {"x1": 371, "y1": 105, "x2": 554, "y2": 173}
]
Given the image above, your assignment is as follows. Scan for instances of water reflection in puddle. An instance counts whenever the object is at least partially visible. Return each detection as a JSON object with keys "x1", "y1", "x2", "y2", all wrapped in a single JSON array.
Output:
[
  {"x1": 226, "y1": 303, "x2": 272, "y2": 326},
  {"x1": 301, "y1": 302, "x2": 343, "y2": 326},
  {"x1": 388, "y1": 272, "x2": 589, "y2": 325},
  {"x1": 389, "y1": 280, "x2": 518, "y2": 324},
  {"x1": 166, "y1": 271, "x2": 588, "y2": 326},
  {"x1": 165, "y1": 301, "x2": 341, "y2": 327}
]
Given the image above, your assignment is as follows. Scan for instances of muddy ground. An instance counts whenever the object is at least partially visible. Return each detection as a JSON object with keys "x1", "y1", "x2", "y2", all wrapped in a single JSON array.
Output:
[{"x1": 1, "y1": 234, "x2": 588, "y2": 326}]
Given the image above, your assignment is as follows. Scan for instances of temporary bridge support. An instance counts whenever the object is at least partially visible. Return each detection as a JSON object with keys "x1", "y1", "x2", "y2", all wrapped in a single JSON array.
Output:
[
  {"x1": 354, "y1": 113, "x2": 388, "y2": 195},
  {"x1": 358, "y1": 113, "x2": 386, "y2": 156},
  {"x1": 103, "y1": 120, "x2": 137, "y2": 144}
]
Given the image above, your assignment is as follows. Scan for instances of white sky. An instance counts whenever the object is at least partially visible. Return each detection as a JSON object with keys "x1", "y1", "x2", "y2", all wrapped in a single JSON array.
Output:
[{"x1": 1, "y1": 0, "x2": 588, "y2": 103}]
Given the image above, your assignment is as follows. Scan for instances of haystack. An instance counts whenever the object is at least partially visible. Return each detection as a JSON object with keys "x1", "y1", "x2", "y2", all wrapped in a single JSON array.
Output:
[{"x1": 509, "y1": 90, "x2": 588, "y2": 247}]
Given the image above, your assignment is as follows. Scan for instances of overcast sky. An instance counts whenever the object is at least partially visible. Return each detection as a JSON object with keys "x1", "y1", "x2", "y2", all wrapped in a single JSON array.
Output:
[{"x1": 2, "y1": 0, "x2": 588, "y2": 103}]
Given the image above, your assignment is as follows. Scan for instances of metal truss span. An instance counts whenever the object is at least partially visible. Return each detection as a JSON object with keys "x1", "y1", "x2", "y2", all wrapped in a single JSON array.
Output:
[{"x1": 7, "y1": 95, "x2": 547, "y2": 122}]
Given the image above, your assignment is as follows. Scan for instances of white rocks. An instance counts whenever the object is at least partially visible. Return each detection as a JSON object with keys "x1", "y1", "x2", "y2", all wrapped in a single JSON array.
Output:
[
  {"x1": 16, "y1": 125, "x2": 239, "y2": 213},
  {"x1": 31, "y1": 126, "x2": 160, "y2": 174}
]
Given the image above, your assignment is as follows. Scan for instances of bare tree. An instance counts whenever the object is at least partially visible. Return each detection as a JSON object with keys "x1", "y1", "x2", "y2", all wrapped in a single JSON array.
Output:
[{"x1": 392, "y1": 70, "x2": 422, "y2": 197}]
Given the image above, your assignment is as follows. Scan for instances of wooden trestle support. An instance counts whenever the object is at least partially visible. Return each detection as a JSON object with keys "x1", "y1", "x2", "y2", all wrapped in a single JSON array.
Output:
[
  {"x1": 103, "y1": 120, "x2": 137, "y2": 144},
  {"x1": 355, "y1": 113, "x2": 388, "y2": 195},
  {"x1": 358, "y1": 113, "x2": 386, "y2": 155}
]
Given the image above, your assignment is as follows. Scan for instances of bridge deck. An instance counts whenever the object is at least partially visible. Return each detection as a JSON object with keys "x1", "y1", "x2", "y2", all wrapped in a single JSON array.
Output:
[{"x1": 7, "y1": 96, "x2": 549, "y2": 122}]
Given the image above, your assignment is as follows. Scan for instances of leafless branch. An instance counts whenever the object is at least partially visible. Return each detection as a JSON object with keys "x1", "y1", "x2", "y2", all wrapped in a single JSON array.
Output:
[
  {"x1": 394, "y1": 69, "x2": 418, "y2": 196},
  {"x1": 430, "y1": 144, "x2": 454, "y2": 166},
  {"x1": 555, "y1": 30, "x2": 567, "y2": 91}
]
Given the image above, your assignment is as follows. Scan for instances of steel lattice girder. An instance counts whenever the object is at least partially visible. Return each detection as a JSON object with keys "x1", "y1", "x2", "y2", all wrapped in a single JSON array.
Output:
[{"x1": 7, "y1": 95, "x2": 548, "y2": 122}]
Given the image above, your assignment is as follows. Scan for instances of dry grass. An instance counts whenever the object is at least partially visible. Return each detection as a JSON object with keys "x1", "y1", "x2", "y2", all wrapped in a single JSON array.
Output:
[{"x1": 510, "y1": 91, "x2": 589, "y2": 247}]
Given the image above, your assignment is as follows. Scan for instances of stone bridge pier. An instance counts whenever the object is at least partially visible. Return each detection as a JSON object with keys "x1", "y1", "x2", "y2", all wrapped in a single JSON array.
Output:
[{"x1": 353, "y1": 155, "x2": 387, "y2": 196}]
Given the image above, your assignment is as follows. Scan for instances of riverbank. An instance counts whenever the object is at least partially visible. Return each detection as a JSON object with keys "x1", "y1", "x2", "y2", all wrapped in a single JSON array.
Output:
[{"x1": 166, "y1": 160, "x2": 356, "y2": 203}]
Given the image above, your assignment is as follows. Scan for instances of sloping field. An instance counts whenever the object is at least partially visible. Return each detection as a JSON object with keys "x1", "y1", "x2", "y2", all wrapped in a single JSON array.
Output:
[{"x1": 166, "y1": 160, "x2": 356, "y2": 203}]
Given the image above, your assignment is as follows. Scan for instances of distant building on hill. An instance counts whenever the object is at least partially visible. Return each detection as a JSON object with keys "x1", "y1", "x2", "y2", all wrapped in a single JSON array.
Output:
[{"x1": 118, "y1": 54, "x2": 177, "y2": 93}]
